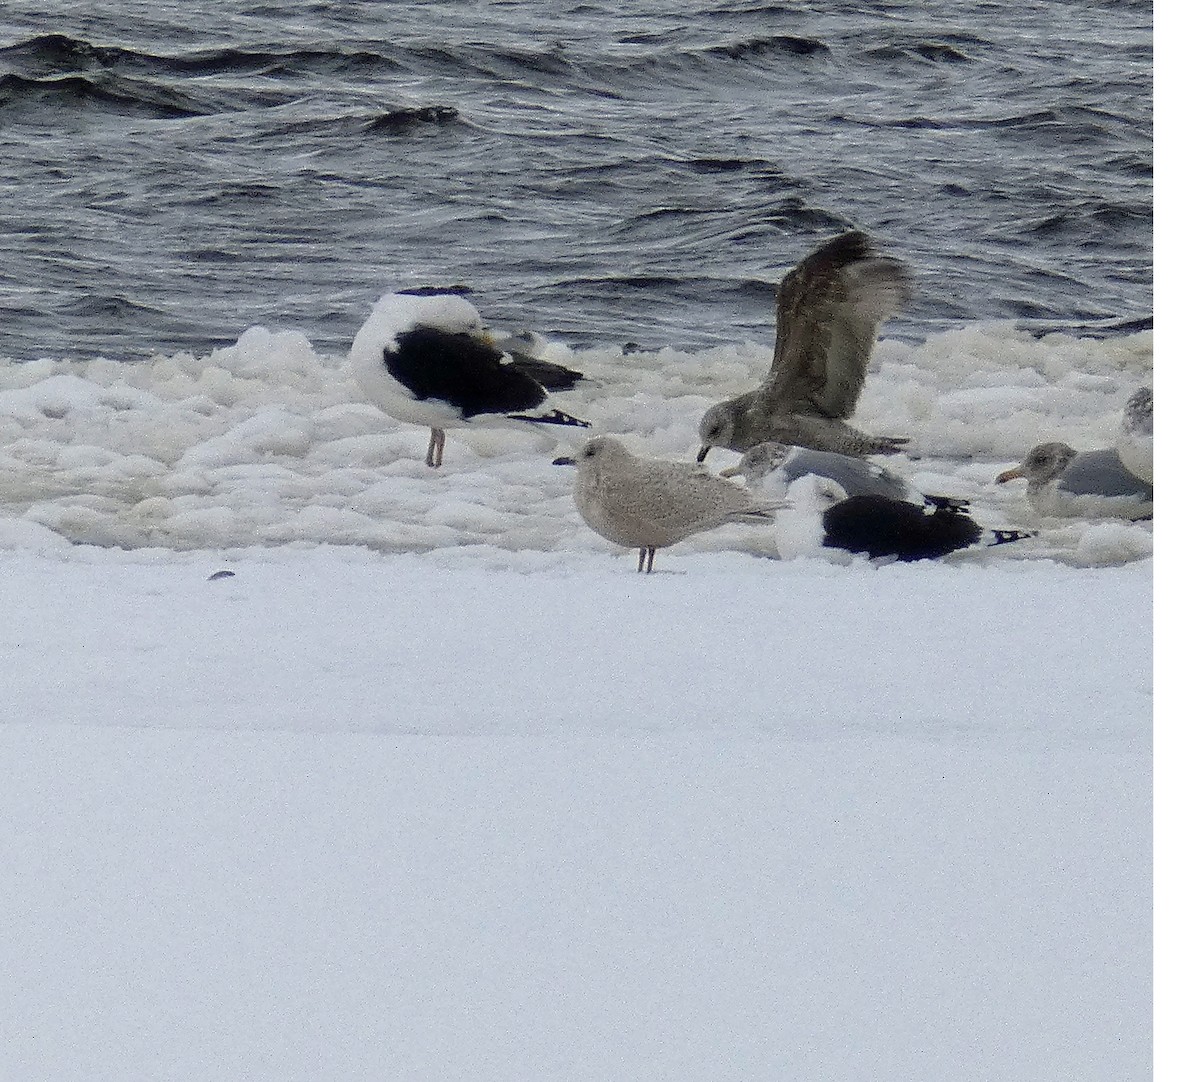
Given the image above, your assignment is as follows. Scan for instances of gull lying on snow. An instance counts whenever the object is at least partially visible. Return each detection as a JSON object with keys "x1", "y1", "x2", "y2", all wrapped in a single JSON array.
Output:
[
  {"x1": 996, "y1": 442, "x2": 1153, "y2": 520},
  {"x1": 1116, "y1": 387, "x2": 1152, "y2": 483},
  {"x1": 554, "y1": 436, "x2": 784, "y2": 572},
  {"x1": 697, "y1": 230, "x2": 911, "y2": 463},
  {"x1": 720, "y1": 441, "x2": 912, "y2": 501},
  {"x1": 822, "y1": 494, "x2": 1032, "y2": 562},
  {"x1": 350, "y1": 291, "x2": 589, "y2": 467}
]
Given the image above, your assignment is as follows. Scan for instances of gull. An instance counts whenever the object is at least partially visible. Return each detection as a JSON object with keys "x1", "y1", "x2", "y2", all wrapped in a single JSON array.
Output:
[
  {"x1": 697, "y1": 230, "x2": 911, "y2": 463},
  {"x1": 995, "y1": 442, "x2": 1152, "y2": 520},
  {"x1": 554, "y1": 436, "x2": 784, "y2": 572},
  {"x1": 719, "y1": 440, "x2": 912, "y2": 501},
  {"x1": 349, "y1": 291, "x2": 589, "y2": 467},
  {"x1": 1115, "y1": 387, "x2": 1152, "y2": 483},
  {"x1": 822, "y1": 494, "x2": 1032, "y2": 562}
]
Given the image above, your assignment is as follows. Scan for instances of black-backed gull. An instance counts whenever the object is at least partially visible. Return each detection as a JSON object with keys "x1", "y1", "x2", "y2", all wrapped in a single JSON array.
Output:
[
  {"x1": 350, "y1": 292, "x2": 589, "y2": 467},
  {"x1": 822, "y1": 494, "x2": 1031, "y2": 561}
]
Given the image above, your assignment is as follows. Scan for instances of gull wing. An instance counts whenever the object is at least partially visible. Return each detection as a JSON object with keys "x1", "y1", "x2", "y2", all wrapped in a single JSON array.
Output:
[
  {"x1": 1062, "y1": 449, "x2": 1153, "y2": 499},
  {"x1": 383, "y1": 326, "x2": 547, "y2": 418},
  {"x1": 760, "y1": 231, "x2": 911, "y2": 419},
  {"x1": 606, "y1": 457, "x2": 779, "y2": 541}
]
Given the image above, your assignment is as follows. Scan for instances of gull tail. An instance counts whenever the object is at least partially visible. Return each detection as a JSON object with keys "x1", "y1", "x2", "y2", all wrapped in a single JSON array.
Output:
[
  {"x1": 862, "y1": 435, "x2": 910, "y2": 455},
  {"x1": 730, "y1": 500, "x2": 789, "y2": 525},
  {"x1": 508, "y1": 356, "x2": 589, "y2": 391}
]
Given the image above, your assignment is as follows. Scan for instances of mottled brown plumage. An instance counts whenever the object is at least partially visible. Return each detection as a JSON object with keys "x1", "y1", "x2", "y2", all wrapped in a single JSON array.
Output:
[
  {"x1": 697, "y1": 231, "x2": 912, "y2": 461},
  {"x1": 556, "y1": 436, "x2": 783, "y2": 572}
]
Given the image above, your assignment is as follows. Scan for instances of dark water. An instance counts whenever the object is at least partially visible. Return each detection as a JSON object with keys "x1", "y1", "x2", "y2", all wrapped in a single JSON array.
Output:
[{"x1": 1, "y1": 0, "x2": 1152, "y2": 361}]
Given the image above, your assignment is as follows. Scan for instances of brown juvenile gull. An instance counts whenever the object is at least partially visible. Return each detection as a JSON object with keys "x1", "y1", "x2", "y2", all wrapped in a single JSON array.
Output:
[
  {"x1": 696, "y1": 230, "x2": 911, "y2": 463},
  {"x1": 349, "y1": 291, "x2": 589, "y2": 467},
  {"x1": 1115, "y1": 386, "x2": 1152, "y2": 483},
  {"x1": 995, "y1": 441, "x2": 1152, "y2": 520},
  {"x1": 554, "y1": 436, "x2": 784, "y2": 572}
]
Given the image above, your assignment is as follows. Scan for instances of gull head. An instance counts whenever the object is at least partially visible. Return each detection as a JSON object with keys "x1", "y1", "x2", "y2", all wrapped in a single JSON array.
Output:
[
  {"x1": 395, "y1": 292, "x2": 490, "y2": 339},
  {"x1": 351, "y1": 291, "x2": 493, "y2": 372},
  {"x1": 995, "y1": 441, "x2": 1078, "y2": 486},
  {"x1": 719, "y1": 441, "x2": 791, "y2": 486},
  {"x1": 553, "y1": 435, "x2": 628, "y2": 470},
  {"x1": 696, "y1": 399, "x2": 744, "y2": 462}
]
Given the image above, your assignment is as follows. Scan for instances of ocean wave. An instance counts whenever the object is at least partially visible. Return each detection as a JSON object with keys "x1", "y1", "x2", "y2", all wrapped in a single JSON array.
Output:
[
  {"x1": 702, "y1": 35, "x2": 830, "y2": 60},
  {"x1": 62, "y1": 293, "x2": 170, "y2": 319},
  {"x1": 557, "y1": 32, "x2": 834, "y2": 88},
  {"x1": 365, "y1": 105, "x2": 461, "y2": 135},
  {"x1": 0, "y1": 71, "x2": 212, "y2": 119},
  {"x1": 0, "y1": 32, "x2": 406, "y2": 123},
  {"x1": 0, "y1": 32, "x2": 135, "y2": 75},
  {"x1": 399, "y1": 41, "x2": 576, "y2": 82},
  {"x1": 830, "y1": 105, "x2": 1139, "y2": 139},
  {"x1": 864, "y1": 41, "x2": 974, "y2": 64},
  {"x1": 0, "y1": 32, "x2": 403, "y2": 80},
  {"x1": 1011, "y1": 202, "x2": 1152, "y2": 241}
]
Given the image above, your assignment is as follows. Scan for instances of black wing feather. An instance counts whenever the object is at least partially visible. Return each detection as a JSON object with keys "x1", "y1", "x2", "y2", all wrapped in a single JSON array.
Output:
[
  {"x1": 384, "y1": 327, "x2": 547, "y2": 418},
  {"x1": 508, "y1": 353, "x2": 588, "y2": 391},
  {"x1": 822, "y1": 495, "x2": 982, "y2": 561}
]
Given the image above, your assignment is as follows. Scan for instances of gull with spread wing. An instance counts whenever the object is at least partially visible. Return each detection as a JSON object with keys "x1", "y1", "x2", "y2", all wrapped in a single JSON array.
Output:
[{"x1": 697, "y1": 231, "x2": 911, "y2": 463}]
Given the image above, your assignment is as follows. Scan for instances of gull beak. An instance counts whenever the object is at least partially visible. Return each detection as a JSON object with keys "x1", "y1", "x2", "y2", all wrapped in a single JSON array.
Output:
[
  {"x1": 552, "y1": 455, "x2": 576, "y2": 466},
  {"x1": 696, "y1": 445, "x2": 711, "y2": 463},
  {"x1": 994, "y1": 465, "x2": 1026, "y2": 484},
  {"x1": 718, "y1": 464, "x2": 743, "y2": 478}
]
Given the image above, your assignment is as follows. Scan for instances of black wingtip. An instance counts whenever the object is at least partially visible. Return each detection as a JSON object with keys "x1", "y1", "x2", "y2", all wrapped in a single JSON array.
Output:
[
  {"x1": 987, "y1": 528, "x2": 1037, "y2": 547},
  {"x1": 923, "y1": 494, "x2": 972, "y2": 514},
  {"x1": 508, "y1": 408, "x2": 591, "y2": 429}
]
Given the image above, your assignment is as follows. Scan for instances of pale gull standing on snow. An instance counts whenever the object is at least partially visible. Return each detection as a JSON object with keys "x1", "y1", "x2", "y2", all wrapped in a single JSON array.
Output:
[
  {"x1": 554, "y1": 436, "x2": 784, "y2": 572},
  {"x1": 1115, "y1": 387, "x2": 1152, "y2": 483},
  {"x1": 719, "y1": 441, "x2": 912, "y2": 501},
  {"x1": 696, "y1": 230, "x2": 911, "y2": 463},
  {"x1": 349, "y1": 291, "x2": 589, "y2": 467},
  {"x1": 995, "y1": 442, "x2": 1152, "y2": 520}
]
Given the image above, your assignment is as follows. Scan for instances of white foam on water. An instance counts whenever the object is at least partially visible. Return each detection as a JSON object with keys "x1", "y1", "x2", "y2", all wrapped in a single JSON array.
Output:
[{"x1": 1, "y1": 322, "x2": 1152, "y2": 566}]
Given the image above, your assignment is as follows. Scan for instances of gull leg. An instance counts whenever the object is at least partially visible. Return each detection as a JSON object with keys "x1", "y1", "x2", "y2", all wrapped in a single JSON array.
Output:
[
  {"x1": 637, "y1": 548, "x2": 647, "y2": 573},
  {"x1": 645, "y1": 547, "x2": 656, "y2": 573},
  {"x1": 426, "y1": 427, "x2": 446, "y2": 468}
]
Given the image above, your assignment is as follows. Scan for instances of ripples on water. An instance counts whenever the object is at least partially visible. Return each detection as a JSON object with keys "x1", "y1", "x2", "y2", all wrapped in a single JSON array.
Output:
[{"x1": 1, "y1": 0, "x2": 1152, "y2": 361}]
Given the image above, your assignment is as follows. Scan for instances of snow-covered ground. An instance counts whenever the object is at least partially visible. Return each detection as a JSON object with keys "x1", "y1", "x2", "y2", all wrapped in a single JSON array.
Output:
[{"x1": 2, "y1": 322, "x2": 1154, "y2": 1079}]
